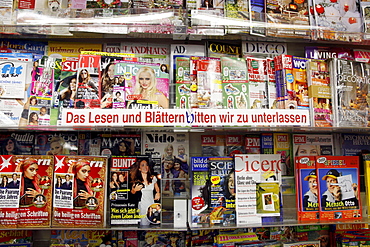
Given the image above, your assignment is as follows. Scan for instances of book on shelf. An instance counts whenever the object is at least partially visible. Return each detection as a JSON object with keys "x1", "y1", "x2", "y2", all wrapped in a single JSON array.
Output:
[
  {"x1": 234, "y1": 154, "x2": 282, "y2": 226},
  {"x1": 52, "y1": 155, "x2": 108, "y2": 228},
  {"x1": 208, "y1": 156, "x2": 236, "y2": 226},
  {"x1": 191, "y1": 157, "x2": 211, "y2": 227},
  {"x1": 316, "y1": 155, "x2": 361, "y2": 221},
  {"x1": 221, "y1": 57, "x2": 248, "y2": 109},
  {"x1": 109, "y1": 156, "x2": 161, "y2": 226},
  {"x1": 306, "y1": 59, "x2": 333, "y2": 127},
  {"x1": 328, "y1": 58, "x2": 370, "y2": 128},
  {"x1": 295, "y1": 155, "x2": 319, "y2": 221}
]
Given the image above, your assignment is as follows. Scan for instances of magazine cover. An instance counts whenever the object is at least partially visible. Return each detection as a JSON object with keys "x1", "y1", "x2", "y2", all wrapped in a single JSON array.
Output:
[
  {"x1": 30, "y1": 56, "x2": 54, "y2": 99},
  {"x1": 329, "y1": 58, "x2": 370, "y2": 127},
  {"x1": 265, "y1": 0, "x2": 310, "y2": 38},
  {"x1": 206, "y1": 42, "x2": 242, "y2": 58},
  {"x1": 114, "y1": 61, "x2": 170, "y2": 109},
  {"x1": 273, "y1": 55, "x2": 292, "y2": 109},
  {"x1": 75, "y1": 54, "x2": 101, "y2": 109},
  {"x1": 196, "y1": 58, "x2": 223, "y2": 109},
  {"x1": 226, "y1": 135, "x2": 245, "y2": 157},
  {"x1": 201, "y1": 135, "x2": 225, "y2": 157},
  {"x1": 224, "y1": 0, "x2": 249, "y2": 34},
  {"x1": 313, "y1": 0, "x2": 362, "y2": 42},
  {"x1": 78, "y1": 132, "x2": 101, "y2": 156},
  {"x1": 99, "y1": 133, "x2": 141, "y2": 156},
  {"x1": 50, "y1": 230, "x2": 113, "y2": 247},
  {"x1": 261, "y1": 133, "x2": 274, "y2": 154},
  {"x1": 305, "y1": 46, "x2": 354, "y2": 60},
  {"x1": 191, "y1": 157, "x2": 211, "y2": 227},
  {"x1": 170, "y1": 44, "x2": 206, "y2": 105},
  {"x1": 109, "y1": 156, "x2": 160, "y2": 226},
  {"x1": 234, "y1": 154, "x2": 282, "y2": 226},
  {"x1": 0, "y1": 155, "x2": 18, "y2": 228},
  {"x1": 245, "y1": 134, "x2": 261, "y2": 154},
  {"x1": 138, "y1": 231, "x2": 186, "y2": 246},
  {"x1": 266, "y1": 58, "x2": 277, "y2": 109},
  {"x1": 291, "y1": 57, "x2": 309, "y2": 110},
  {"x1": 208, "y1": 157, "x2": 235, "y2": 226},
  {"x1": 273, "y1": 133, "x2": 292, "y2": 176},
  {"x1": 316, "y1": 156, "x2": 361, "y2": 221},
  {"x1": 246, "y1": 57, "x2": 268, "y2": 109},
  {"x1": 0, "y1": 39, "x2": 47, "y2": 60},
  {"x1": 13, "y1": 155, "x2": 53, "y2": 228},
  {"x1": 221, "y1": 57, "x2": 248, "y2": 109},
  {"x1": 295, "y1": 155, "x2": 319, "y2": 221},
  {"x1": 0, "y1": 132, "x2": 35, "y2": 155},
  {"x1": 142, "y1": 132, "x2": 189, "y2": 223},
  {"x1": 52, "y1": 155, "x2": 108, "y2": 228},
  {"x1": 293, "y1": 134, "x2": 334, "y2": 159},
  {"x1": 341, "y1": 133, "x2": 370, "y2": 156},
  {"x1": 33, "y1": 132, "x2": 78, "y2": 156},
  {"x1": 306, "y1": 59, "x2": 333, "y2": 127},
  {"x1": 23, "y1": 95, "x2": 52, "y2": 126},
  {"x1": 175, "y1": 56, "x2": 191, "y2": 109},
  {"x1": 0, "y1": 59, "x2": 30, "y2": 99},
  {"x1": 0, "y1": 230, "x2": 32, "y2": 245}
]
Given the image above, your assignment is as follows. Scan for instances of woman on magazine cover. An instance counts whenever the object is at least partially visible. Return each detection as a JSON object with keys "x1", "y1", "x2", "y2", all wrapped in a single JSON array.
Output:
[
  {"x1": 78, "y1": 69, "x2": 99, "y2": 99},
  {"x1": 110, "y1": 172, "x2": 120, "y2": 191},
  {"x1": 0, "y1": 176, "x2": 8, "y2": 188},
  {"x1": 101, "y1": 62, "x2": 115, "y2": 98},
  {"x1": 16, "y1": 158, "x2": 42, "y2": 206},
  {"x1": 68, "y1": 159, "x2": 93, "y2": 208},
  {"x1": 127, "y1": 66, "x2": 169, "y2": 109},
  {"x1": 28, "y1": 112, "x2": 39, "y2": 125},
  {"x1": 59, "y1": 75, "x2": 77, "y2": 107},
  {"x1": 46, "y1": 136, "x2": 68, "y2": 155},
  {"x1": 1, "y1": 137, "x2": 21, "y2": 155},
  {"x1": 111, "y1": 139, "x2": 135, "y2": 156},
  {"x1": 19, "y1": 96, "x2": 38, "y2": 126},
  {"x1": 55, "y1": 176, "x2": 63, "y2": 189},
  {"x1": 129, "y1": 158, "x2": 160, "y2": 225}
]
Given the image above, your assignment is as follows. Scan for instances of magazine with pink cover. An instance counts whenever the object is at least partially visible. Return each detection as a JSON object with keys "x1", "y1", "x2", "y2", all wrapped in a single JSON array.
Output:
[
  {"x1": 30, "y1": 56, "x2": 54, "y2": 98},
  {"x1": 114, "y1": 61, "x2": 170, "y2": 109},
  {"x1": 52, "y1": 155, "x2": 108, "y2": 228},
  {"x1": 75, "y1": 54, "x2": 101, "y2": 109}
]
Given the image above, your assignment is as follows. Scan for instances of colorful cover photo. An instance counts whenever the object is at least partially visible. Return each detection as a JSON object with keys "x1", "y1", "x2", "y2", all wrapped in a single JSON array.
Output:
[
  {"x1": 295, "y1": 155, "x2": 319, "y2": 221},
  {"x1": 114, "y1": 61, "x2": 170, "y2": 109},
  {"x1": 316, "y1": 156, "x2": 361, "y2": 221},
  {"x1": 52, "y1": 155, "x2": 108, "y2": 228},
  {"x1": 191, "y1": 157, "x2": 211, "y2": 227},
  {"x1": 208, "y1": 157, "x2": 235, "y2": 226},
  {"x1": 109, "y1": 156, "x2": 160, "y2": 226}
]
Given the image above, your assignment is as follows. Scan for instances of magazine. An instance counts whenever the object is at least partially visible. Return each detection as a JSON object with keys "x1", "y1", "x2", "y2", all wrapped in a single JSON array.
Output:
[
  {"x1": 109, "y1": 156, "x2": 160, "y2": 226},
  {"x1": 208, "y1": 157, "x2": 235, "y2": 226},
  {"x1": 33, "y1": 132, "x2": 78, "y2": 156},
  {"x1": 246, "y1": 57, "x2": 268, "y2": 109},
  {"x1": 191, "y1": 157, "x2": 211, "y2": 227},
  {"x1": 316, "y1": 156, "x2": 361, "y2": 221},
  {"x1": 293, "y1": 134, "x2": 334, "y2": 159},
  {"x1": 99, "y1": 133, "x2": 141, "y2": 157},
  {"x1": 329, "y1": 58, "x2": 370, "y2": 127},
  {"x1": 0, "y1": 132, "x2": 35, "y2": 155},
  {"x1": 201, "y1": 135, "x2": 225, "y2": 157},
  {"x1": 234, "y1": 154, "x2": 282, "y2": 226},
  {"x1": 52, "y1": 155, "x2": 108, "y2": 228}
]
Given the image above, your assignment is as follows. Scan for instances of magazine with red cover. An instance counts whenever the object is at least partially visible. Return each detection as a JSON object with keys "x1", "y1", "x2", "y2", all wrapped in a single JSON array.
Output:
[
  {"x1": 75, "y1": 54, "x2": 101, "y2": 109},
  {"x1": 316, "y1": 156, "x2": 361, "y2": 221},
  {"x1": 15, "y1": 155, "x2": 53, "y2": 228},
  {"x1": 52, "y1": 155, "x2": 108, "y2": 228},
  {"x1": 295, "y1": 155, "x2": 319, "y2": 222},
  {"x1": 0, "y1": 155, "x2": 18, "y2": 228}
]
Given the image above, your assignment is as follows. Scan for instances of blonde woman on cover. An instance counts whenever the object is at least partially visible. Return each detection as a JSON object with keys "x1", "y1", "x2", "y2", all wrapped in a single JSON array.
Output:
[
  {"x1": 127, "y1": 67, "x2": 169, "y2": 109},
  {"x1": 46, "y1": 136, "x2": 68, "y2": 155}
]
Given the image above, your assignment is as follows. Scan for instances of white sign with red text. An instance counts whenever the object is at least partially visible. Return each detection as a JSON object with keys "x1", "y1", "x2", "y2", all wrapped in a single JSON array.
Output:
[{"x1": 61, "y1": 109, "x2": 310, "y2": 127}]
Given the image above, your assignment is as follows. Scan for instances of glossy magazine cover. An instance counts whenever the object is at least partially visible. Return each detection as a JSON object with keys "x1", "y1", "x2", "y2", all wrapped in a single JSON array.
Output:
[{"x1": 52, "y1": 155, "x2": 108, "y2": 228}]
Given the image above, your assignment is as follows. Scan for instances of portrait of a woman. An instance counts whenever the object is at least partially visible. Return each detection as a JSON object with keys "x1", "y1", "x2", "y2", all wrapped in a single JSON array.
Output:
[
  {"x1": 16, "y1": 158, "x2": 42, "y2": 206},
  {"x1": 68, "y1": 159, "x2": 93, "y2": 208}
]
